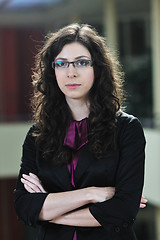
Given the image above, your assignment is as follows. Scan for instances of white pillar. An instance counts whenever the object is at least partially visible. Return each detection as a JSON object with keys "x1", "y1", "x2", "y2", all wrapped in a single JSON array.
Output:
[
  {"x1": 151, "y1": 0, "x2": 160, "y2": 128},
  {"x1": 156, "y1": 207, "x2": 160, "y2": 240},
  {"x1": 0, "y1": 33, "x2": 3, "y2": 117},
  {"x1": 103, "y1": 0, "x2": 118, "y2": 51}
]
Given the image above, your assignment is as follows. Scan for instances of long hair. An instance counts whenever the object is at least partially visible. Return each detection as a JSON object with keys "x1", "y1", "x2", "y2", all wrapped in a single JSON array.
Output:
[{"x1": 31, "y1": 23, "x2": 125, "y2": 164}]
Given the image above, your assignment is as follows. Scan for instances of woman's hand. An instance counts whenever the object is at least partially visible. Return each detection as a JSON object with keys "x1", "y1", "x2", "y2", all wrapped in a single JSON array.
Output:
[
  {"x1": 87, "y1": 187, "x2": 147, "y2": 208},
  {"x1": 140, "y1": 195, "x2": 147, "y2": 208},
  {"x1": 21, "y1": 173, "x2": 47, "y2": 193}
]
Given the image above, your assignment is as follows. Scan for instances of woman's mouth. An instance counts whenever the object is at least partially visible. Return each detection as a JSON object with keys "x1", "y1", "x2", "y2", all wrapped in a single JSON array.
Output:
[{"x1": 65, "y1": 84, "x2": 81, "y2": 89}]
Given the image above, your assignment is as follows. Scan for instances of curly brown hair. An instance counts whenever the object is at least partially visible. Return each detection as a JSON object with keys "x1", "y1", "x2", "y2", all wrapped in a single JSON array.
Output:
[{"x1": 31, "y1": 23, "x2": 125, "y2": 165}]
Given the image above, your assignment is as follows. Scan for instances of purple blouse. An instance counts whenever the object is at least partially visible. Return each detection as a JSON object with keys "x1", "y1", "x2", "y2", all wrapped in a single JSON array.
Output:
[{"x1": 63, "y1": 118, "x2": 88, "y2": 240}]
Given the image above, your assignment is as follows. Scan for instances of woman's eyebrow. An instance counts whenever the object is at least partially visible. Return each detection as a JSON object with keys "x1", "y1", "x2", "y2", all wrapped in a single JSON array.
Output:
[
  {"x1": 75, "y1": 55, "x2": 91, "y2": 60},
  {"x1": 55, "y1": 57, "x2": 67, "y2": 61},
  {"x1": 55, "y1": 56, "x2": 91, "y2": 61}
]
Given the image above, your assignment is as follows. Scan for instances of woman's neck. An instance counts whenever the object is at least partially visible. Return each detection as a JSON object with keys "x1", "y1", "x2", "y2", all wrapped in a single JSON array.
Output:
[{"x1": 66, "y1": 97, "x2": 90, "y2": 121}]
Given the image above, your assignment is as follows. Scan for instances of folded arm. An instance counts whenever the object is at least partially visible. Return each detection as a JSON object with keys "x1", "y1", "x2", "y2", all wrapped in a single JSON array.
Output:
[
  {"x1": 50, "y1": 208, "x2": 101, "y2": 227},
  {"x1": 21, "y1": 173, "x2": 115, "y2": 221},
  {"x1": 21, "y1": 172, "x2": 147, "y2": 226}
]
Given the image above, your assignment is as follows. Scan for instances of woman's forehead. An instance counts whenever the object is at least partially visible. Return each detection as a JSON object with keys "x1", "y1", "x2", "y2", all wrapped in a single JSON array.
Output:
[{"x1": 55, "y1": 42, "x2": 91, "y2": 60}]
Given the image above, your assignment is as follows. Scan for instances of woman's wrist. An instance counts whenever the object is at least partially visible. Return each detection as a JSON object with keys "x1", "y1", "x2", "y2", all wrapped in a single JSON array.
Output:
[
  {"x1": 85, "y1": 186, "x2": 115, "y2": 203},
  {"x1": 85, "y1": 187, "x2": 97, "y2": 203}
]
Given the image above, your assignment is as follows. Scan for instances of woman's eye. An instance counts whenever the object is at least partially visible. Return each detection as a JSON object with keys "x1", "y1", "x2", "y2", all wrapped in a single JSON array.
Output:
[
  {"x1": 77, "y1": 60, "x2": 89, "y2": 66},
  {"x1": 55, "y1": 61, "x2": 67, "y2": 68}
]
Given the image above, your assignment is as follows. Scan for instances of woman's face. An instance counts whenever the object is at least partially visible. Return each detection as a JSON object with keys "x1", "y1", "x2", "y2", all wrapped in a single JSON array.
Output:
[{"x1": 54, "y1": 42, "x2": 94, "y2": 102}]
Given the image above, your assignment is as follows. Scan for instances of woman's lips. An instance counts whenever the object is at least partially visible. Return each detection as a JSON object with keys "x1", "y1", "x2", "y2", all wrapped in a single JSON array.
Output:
[{"x1": 65, "y1": 84, "x2": 81, "y2": 89}]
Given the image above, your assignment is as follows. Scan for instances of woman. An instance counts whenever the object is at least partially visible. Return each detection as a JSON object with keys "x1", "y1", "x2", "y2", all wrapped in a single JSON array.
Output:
[{"x1": 14, "y1": 23, "x2": 146, "y2": 240}]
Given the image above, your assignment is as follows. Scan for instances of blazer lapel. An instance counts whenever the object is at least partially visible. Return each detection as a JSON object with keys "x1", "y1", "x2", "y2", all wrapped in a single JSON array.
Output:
[
  {"x1": 52, "y1": 164, "x2": 73, "y2": 190},
  {"x1": 74, "y1": 145, "x2": 95, "y2": 185},
  {"x1": 38, "y1": 151, "x2": 73, "y2": 191}
]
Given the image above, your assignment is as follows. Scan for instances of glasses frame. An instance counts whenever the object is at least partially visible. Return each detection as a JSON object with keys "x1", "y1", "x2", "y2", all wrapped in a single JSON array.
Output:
[{"x1": 52, "y1": 59, "x2": 93, "y2": 69}]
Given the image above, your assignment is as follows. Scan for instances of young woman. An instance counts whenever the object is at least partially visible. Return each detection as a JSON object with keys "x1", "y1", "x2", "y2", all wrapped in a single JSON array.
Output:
[{"x1": 14, "y1": 23, "x2": 146, "y2": 240}]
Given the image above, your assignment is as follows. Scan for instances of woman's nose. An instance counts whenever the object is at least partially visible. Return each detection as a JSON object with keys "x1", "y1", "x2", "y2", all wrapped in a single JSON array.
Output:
[{"x1": 67, "y1": 64, "x2": 78, "y2": 78}]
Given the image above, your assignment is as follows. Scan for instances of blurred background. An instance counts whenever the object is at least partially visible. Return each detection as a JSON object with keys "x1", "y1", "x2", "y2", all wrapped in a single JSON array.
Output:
[{"x1": 0, "y1": 0, "x2": 159, "y2": 239}]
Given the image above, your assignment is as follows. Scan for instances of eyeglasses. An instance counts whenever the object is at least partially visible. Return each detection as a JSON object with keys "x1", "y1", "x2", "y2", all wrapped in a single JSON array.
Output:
[{"x1": 52, "y1": 59, "x2": 93, "y2": 69}]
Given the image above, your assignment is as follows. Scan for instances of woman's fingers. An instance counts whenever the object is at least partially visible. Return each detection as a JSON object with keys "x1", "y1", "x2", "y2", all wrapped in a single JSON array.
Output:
[
  {"x1": 141, "y1": 195, "x2": 148, "y2": 203},
  {"x1": 29, "y1": 173, "x2": 40, "y2": 180},
  {"x1": 21, "y1": 177, "x2": 41, "y2": 192},
  {"x1": 140, "y1": 203, "x2": 146, "y2": 208},
  {"x1": 29, "y1": 173, "x2": 47, "y2": 193},
  {"x1": 140, "y1": 195, "x2": 147, "y2": 208},
  {"x1": 22, "y1": 173, "x2": 40, "y2": 187},
  {"x1": 21, "y1": 173, "x2": 47, "y2": 193},
  {"x1": 24, "y1": 183, "x2": 36, "y2": 193}
]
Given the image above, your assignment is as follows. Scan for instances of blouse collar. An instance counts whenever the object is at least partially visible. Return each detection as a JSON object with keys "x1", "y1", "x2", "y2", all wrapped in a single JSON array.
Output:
[{"x1": 63, "y1": 118, "x2": 88, "y2": 151}]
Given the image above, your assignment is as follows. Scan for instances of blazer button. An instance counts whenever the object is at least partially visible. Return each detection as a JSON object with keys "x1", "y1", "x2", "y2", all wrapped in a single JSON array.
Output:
[
  {"x1": 123, "y1": 222, "x2": 129, "y2": 228},
  {"x1": 114, "y1": 226, "x2": 121, "y2": 233}
]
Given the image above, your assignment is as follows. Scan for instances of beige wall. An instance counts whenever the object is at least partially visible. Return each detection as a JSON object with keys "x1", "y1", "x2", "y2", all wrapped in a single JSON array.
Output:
[
  {"x1": 0, "y1": 123, "x2": 31, "y2": 177},
  {"x1": 143, "y1": 128, "x2": 160, "y2": 207}
]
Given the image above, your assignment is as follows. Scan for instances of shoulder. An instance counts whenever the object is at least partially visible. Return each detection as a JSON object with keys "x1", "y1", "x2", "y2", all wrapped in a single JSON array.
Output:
[
  {"x1": 116, "y1": 111, "x2": 138, "y2": 124},
  {"x1": 116, "y1": 111, "x2": 142, "y2": 129},
  {"x1": 116, "y1": 111, "x2": 146, "y2": 144},
  {"x1": 23, "y1": 124, "x2": 37, "y2": 148}
]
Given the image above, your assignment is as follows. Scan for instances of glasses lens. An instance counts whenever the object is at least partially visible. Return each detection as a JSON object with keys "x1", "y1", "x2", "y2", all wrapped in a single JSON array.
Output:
[
  {"x1": 54, "y1": 61, "x2": 68, "y2": 68},
  {"x1": 76, "y1": 60, "x2": 91, "y2": 67}
]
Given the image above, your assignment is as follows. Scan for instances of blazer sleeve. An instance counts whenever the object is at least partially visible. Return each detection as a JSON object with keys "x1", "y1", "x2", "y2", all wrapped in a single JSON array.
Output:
[
  {"x1": 14, "y1": 125, "x2": 48, "y2": 227},
  {"x1": 89, "y1": 115, "x2": 146, "y2": 236}
]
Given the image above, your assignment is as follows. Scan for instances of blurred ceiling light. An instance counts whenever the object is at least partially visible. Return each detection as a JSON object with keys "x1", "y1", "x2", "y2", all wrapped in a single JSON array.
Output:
[{"x1": 0, "y1": 0, "x2": 63, "y2": 10}]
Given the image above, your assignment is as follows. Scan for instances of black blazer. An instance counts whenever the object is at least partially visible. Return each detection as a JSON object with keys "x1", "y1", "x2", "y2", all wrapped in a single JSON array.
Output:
[{"x1": 14, "y1": 112, "x2": 146, "y2": 240}]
